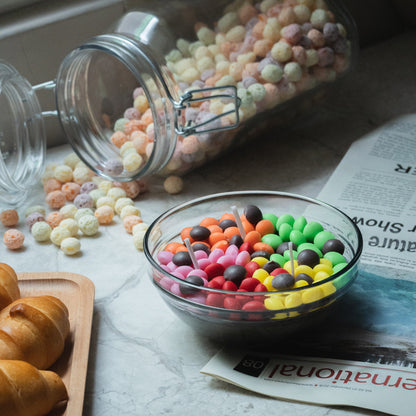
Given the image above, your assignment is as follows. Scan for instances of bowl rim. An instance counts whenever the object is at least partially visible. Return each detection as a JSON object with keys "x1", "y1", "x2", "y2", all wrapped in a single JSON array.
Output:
[{"x1": 143, "y1": 190, "x2": 363, "y2": 297}]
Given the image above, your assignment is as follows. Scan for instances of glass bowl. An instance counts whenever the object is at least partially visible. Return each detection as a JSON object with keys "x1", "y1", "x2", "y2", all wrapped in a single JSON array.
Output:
[{"x1": 144, "y1": 191, "x2": 362, "y2": 344}]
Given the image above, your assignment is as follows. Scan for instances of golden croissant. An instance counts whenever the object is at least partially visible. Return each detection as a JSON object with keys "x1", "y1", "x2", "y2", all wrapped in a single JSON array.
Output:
[
  {"x1": 0, "y1": 295, "x2": 70, "y2": 369},
  {"x1": 0, "y1": 263, "x2": 20, "y2": 311},
  {"x1": 0, "y1": 359, "x2": 68, "y2": 416}
]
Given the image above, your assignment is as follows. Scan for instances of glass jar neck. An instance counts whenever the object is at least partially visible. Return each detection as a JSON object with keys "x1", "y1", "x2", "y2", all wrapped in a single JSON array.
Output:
[{"x1": 55, "y1": 33, "x2": 179, "y2": 181}]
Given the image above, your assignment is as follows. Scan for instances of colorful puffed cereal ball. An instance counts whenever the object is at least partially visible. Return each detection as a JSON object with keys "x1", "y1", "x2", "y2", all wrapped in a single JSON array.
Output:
[
  {"x1": 94, "y1": 206, "x2": 115, "y2": 225},
  {"x1": 46, "y1": 190, "x2": 67, "y2": 209},
  {"x1": 78, "y1": 215, "x2": 100, "y2": 236},
  {"x1": 0, "y1": 209, "x2": 19, "y2": 227},
  {"x1": 60, "y1": 237, "x2": 81, "y2": 256},
  {"x1": 3, "y1": 229, "x2": 25, "y2": 250},
  {"x1": 163, "y1": 175, "x2": 184, "y2": 194},
  {"x1": 31, "y1": 221, "x2": 52, "y2": 242}
]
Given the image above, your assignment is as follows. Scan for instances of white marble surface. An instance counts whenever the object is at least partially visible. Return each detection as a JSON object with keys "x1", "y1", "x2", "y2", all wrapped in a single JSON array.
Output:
[{"x1": 3, "y1": 30, "x2": 416, "y2": 416}]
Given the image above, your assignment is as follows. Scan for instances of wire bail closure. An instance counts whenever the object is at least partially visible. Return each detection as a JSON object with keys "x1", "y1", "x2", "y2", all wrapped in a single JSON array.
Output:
[{"x1": 173, "y1": 85, "x2": 241, "y2": 137}]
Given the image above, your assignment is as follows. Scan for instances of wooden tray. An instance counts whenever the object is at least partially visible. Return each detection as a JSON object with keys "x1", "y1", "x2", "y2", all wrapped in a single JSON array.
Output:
[{"x1": 18, "y1": 272, "x2": 95, "y2": 416}]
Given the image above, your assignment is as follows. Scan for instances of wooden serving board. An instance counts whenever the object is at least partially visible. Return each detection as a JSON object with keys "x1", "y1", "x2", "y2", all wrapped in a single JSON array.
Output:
[{"x1": 18, "y1": 272, "x2": 95, "y2": 416}]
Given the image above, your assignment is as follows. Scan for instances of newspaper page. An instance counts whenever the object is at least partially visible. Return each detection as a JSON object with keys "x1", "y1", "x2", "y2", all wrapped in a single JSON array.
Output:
[{"x1": 201, "y1": 115, "x2": 416, "y2": 416}]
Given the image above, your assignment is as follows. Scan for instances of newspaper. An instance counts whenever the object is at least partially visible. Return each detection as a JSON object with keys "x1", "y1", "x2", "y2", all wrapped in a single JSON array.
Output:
[{"x1": 201, "y1": 115, "x2": 416, "y2": 416}]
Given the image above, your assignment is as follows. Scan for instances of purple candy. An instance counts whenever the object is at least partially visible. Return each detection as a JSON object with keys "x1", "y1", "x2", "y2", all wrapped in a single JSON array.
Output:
[{"x1": 124, "y1": 107, "x2": 141, "y2": 120}]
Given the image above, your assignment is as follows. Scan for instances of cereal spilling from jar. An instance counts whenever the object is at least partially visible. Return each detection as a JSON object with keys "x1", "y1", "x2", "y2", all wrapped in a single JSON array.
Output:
[{"x1": 111, "y1": 0, "x2": 352, "y2": 175}]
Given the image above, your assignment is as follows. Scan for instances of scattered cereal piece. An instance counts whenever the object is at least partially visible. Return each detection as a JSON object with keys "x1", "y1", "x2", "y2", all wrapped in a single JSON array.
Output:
[
  {"x1": 46, "y1": 211, "x2": 65, "y2": 228},
  {"x1": 31, "y1": 221, "x2": 52, "y2": 242},
  {"x1": 25, "y1": 212, "x2": 45, "y2": 231},
  {"x1": 94, "y1": 206, "x2": 115, "y2": 225},
  {"x1": 132, "y1": 230, "x2": 147, "y2": 251},
  {"x1": 64, "y1": 152, "x2": 81, "y2": 169},
  {"x1": 0, "y1": 209, "x2": 19, "y2": 227},
  {"x1": 59, "y1": 204, "x2": 78, "y2": 219},
  {"x1": 123, "y1": 215, "x2": 143, "y2": 234},
  {"x1": 60, "y1": 237, "x2": 81, "y2": 255},
  {"x1": 120, "y1": 205, "x2": 141, "y2": 220},
  {"x1": 46, "y1": 190, "x2": 67, "y2": 209},
  {"x1": 78, "y1": 215, "x2": 100, "y2": 236},
  {"x1": 163, "y1": 176, "x2": 184, "y2": 194},
  {"x1": 54, "y1": 164, "x2": 73, "y2": 183},
  {"x1": 59, "y1": 218, "x2": 79, "y2": 237},
  {"x1": 25, "y1": 205, "x2": 46, "y2": 217},
  {"x1": 96, "y1": 196, "x2": 116, "y2": 210},
  {"x1": 61, "y1": 182, "x2": 81, "y2": 201},
  {"x1": 50, "y1": 226, "x2": 72, "y2": 246},
  {"x1": 115, "y1": 197, "x2": 134, "y2": 216},
  {"x1": 132, "y1": 222, "x2": 149, "y2": 235},
  {"x1": 3, "y1": 229, "x2": 25, "y2": 250},
  {"x1": 44, "y1": 178, "x2": 62, "y2": 194},
  {"x1": 107, "y1": 187, "x2": 127, "y2": 201},
  {"x1": 74, "y1": 193, "x2": 94, "y2": 209},
  {"x1": 74, "y1": 208, "x2": 94, "y2": 222}
]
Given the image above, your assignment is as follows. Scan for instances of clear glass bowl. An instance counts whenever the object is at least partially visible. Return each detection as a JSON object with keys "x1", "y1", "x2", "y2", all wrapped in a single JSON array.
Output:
[{"x1": 144, "y1": 191, "x2": 362, "y2": 344}]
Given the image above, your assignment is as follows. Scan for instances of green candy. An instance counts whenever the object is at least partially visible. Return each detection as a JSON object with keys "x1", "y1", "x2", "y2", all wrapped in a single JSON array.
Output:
[
  {"x1": 333, "y1": 262, "x2": 348, "y2": 273},
  {"x1": 263, "y1": 213, "x2": 278, "y2": 228},
  {"x1": 270, "y1": 253, "x2": 286, "y2": 267},
  {"x1": 278, "y1": 223, "x2": 292, "y2": 242},
  {"x1": 275, "y1": 214, "x2": 295, "y2": 229},
  {"x1": 283, "y1": 249, "x2": 298, "y2": 261},
  {"x1": 303, "y1": 221, "x2": 324, "y2": 242},
  {"x1": 324, "y1": 251, "x2": 347, "y2": 266},
  {"x1": 297, "y1": 242, "x2": 323, "y2": 257},
  {"x1": 289, "y1": 229, "x2": 307, "y2": 246},
  {"x1": 314, "y1": 230, "x2": 335, "y2": 250},
  {"x1": 293, "y1": 216, "x2": 307, "y2": 232},
  {"x1": 261, "y1": 233, "x2": 283, "y2": 249}
]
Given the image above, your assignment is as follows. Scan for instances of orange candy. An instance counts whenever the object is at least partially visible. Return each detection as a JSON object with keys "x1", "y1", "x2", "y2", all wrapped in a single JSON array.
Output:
[
  {"x1": 164, "y1": 242, "x2": 183, "y2": 254},
  {"x1": 223, "y1": 226, "x2": 240, "y2": 240},
  {"x1": 207, "y1": 224, "x2": 222, "y2": 234},
  {"x1": 209, "y1": 232, "x2": 226, "y2": 247},
  {"x1": 244, "y1": 230, "x2": 262, "y2": 246},
  {"x1": 211, "y1": 239, "x2": 229, "y2": 252},
  {"x1": 253, "y1": 242, "x2": 274, "y2": 254},
  {"x1": 199, "y1": 217, "x2": 219, "y2": 228},
  {"x1": 255, "y1": 219, "x2": 275, "y2": 236},
  {"x1": 180, "y1": 226, "x2": 193, "y2": 243}
]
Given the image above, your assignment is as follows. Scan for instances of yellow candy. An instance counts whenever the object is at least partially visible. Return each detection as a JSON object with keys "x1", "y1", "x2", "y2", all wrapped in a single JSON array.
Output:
[
  {"x1": 320, "y1": 257, "x2": 333, "y2": 267},
  {"x1": 320, "y1": 282, "x2": 336, "y2": 297},
  {"x1": 262, "y1": 275, "x2": 275, "y2": 291},
  {"x1": 285, "y1": 293, "x2": 302, "y2": 309},
  {"x1": 314, "y1": 263, "x2": 333, "y2": 275},
  {"x1": 302, "y1": 286, "x2": 324, "y2": 303},
  {"x1": 252, "y1": 268, "x2": 269, "y2": 283},
  {"x1": 294, "y1": 264, "x2": 314, "y2": 277},
  {"x1": 314, "y1": 271, "x2": 330, "y2": 282},
  {"x1": 251, "y1": 256, "x2": 269, "y2": 267},
  {"x1": 283, "y1": 260, "x2": 298, "y2": 274},
  {"x1": 264, "y1": 294, "x2": 285, "y2": 310},
  {"x1": 294, "y1": 280, "x2": 308, "y2": 288}
]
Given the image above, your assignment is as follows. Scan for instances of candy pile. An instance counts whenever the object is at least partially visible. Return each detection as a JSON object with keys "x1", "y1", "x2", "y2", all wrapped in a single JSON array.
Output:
[
  {"x1": 154, "y1": 204, "x2": 349, "y2": 313},
  {"x1": 109, "y1": 0, "x2": 352, "y2": 177}
]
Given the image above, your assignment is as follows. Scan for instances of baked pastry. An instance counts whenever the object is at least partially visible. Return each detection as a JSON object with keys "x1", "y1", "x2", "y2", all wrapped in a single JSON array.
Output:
[
  {"x1": 0, "y1": 295, "x2": 70, "y2": 369},
  {"x1": 0, "y1": 263, "x2": 20, "y2": 311},
  {"x1": 0, "y1": 359, "x2": 68, "y2": 416}
]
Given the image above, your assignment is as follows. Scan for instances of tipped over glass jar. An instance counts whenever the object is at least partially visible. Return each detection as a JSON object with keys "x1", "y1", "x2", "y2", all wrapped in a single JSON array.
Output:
[{"x1": 0, "y1": 0, "x2": 358, "y2": 207}]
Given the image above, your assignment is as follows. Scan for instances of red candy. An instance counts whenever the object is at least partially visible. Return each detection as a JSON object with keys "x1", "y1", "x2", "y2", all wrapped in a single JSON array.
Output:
[
  {"x1": 204, "y1": 262, "x2": 225, "y2": 279},
  {"x1": 222, "y1": 280, "x2": 238, "y2": 291},
  {"x1": 270, "y1": 267, "x2": 289, "y2": 276},
  {"x1": 224, "y1": 297, "x2": 242, "y2": 310},
  {"x1": 239, "y1": 277, "x2": 260, "y2": 292},
  {"x1": 206, "y1": 293, "x2": 224, "y2": 308},
  {"x1": 242, "y1": 300, "x2": 266, "y2": 311},
  {"x1": 244, "y1": 261, "x2": 260, "y2": 276}
]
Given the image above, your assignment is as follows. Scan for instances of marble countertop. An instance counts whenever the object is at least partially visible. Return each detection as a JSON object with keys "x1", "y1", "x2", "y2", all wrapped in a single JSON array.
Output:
[{"x1": 3, "y1": 30, "x2": 416, "y2": 416}]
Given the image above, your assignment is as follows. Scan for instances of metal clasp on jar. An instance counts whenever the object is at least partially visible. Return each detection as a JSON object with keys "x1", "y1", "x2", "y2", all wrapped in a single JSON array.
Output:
[{"x1": 173, "y1": 85, "x2": 241, "y2": 136}]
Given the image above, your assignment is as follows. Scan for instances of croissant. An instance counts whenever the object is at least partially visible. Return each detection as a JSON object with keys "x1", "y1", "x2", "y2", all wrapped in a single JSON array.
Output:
[
  {"x1": 0, "y1": 359, "x2": 68, "y2": 416},
  {"x1": 0, "y1": 295, "x2": 70, "y2": 369},
  {"x1": 0, "y1": 263, "x2": 20, "y2": 311}
]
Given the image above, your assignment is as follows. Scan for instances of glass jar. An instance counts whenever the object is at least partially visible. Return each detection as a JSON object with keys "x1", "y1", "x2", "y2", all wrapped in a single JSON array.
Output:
[{"x1": 0, "y1": 0, "x2": 358, "y2": 207}]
